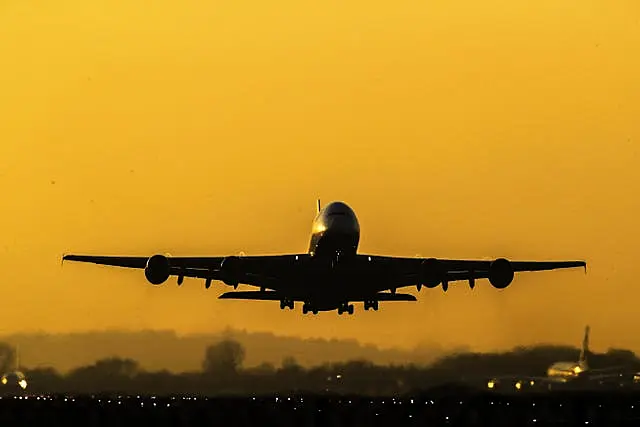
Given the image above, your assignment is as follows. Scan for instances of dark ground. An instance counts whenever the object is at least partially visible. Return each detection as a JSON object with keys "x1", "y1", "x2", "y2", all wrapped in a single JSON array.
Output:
[{"x1": 1, "y1": 390, "x2": 640, "y2": 426}]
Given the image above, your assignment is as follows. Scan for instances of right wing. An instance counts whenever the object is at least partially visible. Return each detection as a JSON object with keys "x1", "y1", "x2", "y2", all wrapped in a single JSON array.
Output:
[{"x1": 353, "y1": 255, "x2": 587, "y2": 293}]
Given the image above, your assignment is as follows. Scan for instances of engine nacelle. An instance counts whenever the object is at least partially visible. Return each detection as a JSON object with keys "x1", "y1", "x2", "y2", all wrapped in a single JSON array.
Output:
[
  {"x1": 488, "y1": 258, "x2": 514, "y2": 289},
  {"x1": 419, "y1": 258, "x2": 445, "y2": 288},
  {"x1": 220, "y1": 256, "x2": 242, "y2": 287},
  {"x1": 144, "y1": 254, "x2": 171, "y2": 285}
]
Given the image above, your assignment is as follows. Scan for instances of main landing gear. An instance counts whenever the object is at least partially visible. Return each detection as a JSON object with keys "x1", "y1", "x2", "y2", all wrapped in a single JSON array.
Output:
[
  {"x1": 363, "y1": 300, "x2": 379, "y2": 311},
  {"x1": 302, "y1": 304, "x2": 319, "y2": 315},
  {"x1": 279, "y1": 299, "x2": 294, "y2": 310},
  {"x1": 337, "y1": 303, "x2": 354, "y2": 315}
]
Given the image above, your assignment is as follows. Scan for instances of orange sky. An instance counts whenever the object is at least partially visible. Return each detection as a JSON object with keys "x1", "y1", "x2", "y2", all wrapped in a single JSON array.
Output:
[{"x1": 1, "y1": 0, "x2": 639, "y2": 354}]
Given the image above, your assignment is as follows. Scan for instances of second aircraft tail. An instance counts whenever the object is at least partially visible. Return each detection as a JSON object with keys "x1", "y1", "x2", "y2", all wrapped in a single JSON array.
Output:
[{"x1": 579, "y1": 325, "x2": 590, "y2": 365}]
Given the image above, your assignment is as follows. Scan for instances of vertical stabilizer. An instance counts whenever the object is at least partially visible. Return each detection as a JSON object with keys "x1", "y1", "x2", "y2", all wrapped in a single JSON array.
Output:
[
  {"x1": 579, "y1": 325, "x2": 590, "y2": 365},
  {"x1": 317, "y1": 199, "x2": 321, "y2": 214}
]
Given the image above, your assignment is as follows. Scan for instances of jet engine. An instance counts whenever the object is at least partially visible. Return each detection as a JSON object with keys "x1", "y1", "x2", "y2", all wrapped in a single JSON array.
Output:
[
  {"x1": 419, "y1": 258, "x2": 445, "y2": 288},
  {"x1": 488, "y1": 258, "x2": 514, "y2": 289},
  {"x1": 220, "y1": 256, "x2": 242, "y2": 287},
  {"x1": 144, "y1": 254, "x2": 171, "y2": 285}
]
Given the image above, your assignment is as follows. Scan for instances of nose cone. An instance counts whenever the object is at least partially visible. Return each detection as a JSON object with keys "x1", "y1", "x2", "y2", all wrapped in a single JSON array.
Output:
[
  {"x1": 324, "y1": 201, "x2": 353, "y2": 214},
  {"x1": 322, "y1": 201, "x2": 360, "y2": 233}
]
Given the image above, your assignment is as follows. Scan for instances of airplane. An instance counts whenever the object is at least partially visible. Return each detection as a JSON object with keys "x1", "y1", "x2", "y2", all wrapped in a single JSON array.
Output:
[
  {"x1": 545, "y1": 325, "x2": 591, "y2": 380},
  {"x1": 1, "y1": 344, "x2": 27, "y2": 390},
  {"x1": 487, "y1": 325, "x2": 636, "y2": 390},
  {"x1": 62, "y1": 200, "x2": 586, "y2": 315}
]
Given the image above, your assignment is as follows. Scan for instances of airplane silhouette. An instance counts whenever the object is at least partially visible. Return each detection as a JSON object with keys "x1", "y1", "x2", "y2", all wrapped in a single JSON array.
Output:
[{"x1": 62, "y1": 200, "x2": 586, "y2": 315}]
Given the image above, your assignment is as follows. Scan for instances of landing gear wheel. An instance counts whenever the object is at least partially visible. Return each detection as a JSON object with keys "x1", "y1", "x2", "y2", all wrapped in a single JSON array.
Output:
[
  {"x1": 364, "y1": 300, "x2": 378, "y2": 311},
  {"x1": 302, "y1": 305, "x2": 309, "y2": 314},
  {"x1": 347, "y1": 305, "x2": 354, "y2": 315}
]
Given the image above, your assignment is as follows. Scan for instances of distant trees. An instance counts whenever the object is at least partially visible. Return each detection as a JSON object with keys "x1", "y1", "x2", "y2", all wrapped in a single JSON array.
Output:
[
  {"x1": 69, "y1": 358, "x2": 139, "y2": 382},
  {"x1": 202, "y1": 339, "x2": 246, "y2": 375},
  {"x1": 251, "y1": 362, "x2": 276, "y2": 375},
  {"x1": 5, "y1": 340, "x2": 640, "y2": 396},
  {"x1": 281, "y1": 356, "x2": 302, "y2": 372},
  {"x1": 0, "y1": 342, "x2": 15, "y2": 373}
]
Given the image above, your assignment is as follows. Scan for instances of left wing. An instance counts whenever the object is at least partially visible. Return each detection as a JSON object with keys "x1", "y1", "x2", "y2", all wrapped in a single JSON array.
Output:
[
  {"x1": 355, "y1": 255, "x2": 587, "y2": 292},
  {"x1": 62, "y1": 253, "x2": 312, "y2": 291}
]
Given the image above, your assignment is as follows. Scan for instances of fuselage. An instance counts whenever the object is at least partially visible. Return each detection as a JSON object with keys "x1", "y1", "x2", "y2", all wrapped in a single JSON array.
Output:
[
  {"x1": 546, "y1": 360, "x2": 588, "y2": 380},
  {"x1": 308, "y1": 201, "x2": 360, "y2": 259},
  {"x1": 294, "y1": 201, "x2": 362, "y2": 311}
]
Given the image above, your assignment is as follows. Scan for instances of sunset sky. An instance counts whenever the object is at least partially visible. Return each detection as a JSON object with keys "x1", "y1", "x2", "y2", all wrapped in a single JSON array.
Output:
[{"x1": 1, "y1": 1, "x2": 639, "y2": 354}]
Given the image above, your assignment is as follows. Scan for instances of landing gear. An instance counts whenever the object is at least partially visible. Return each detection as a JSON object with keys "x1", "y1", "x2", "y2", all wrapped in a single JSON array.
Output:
[
  {"x1": 337, "y1": 303, "x2": 354, "y2": 315},
  {"x1": 364, "y1": 300, "x2": 379, "y2": 311},
  {"x1": 442, "y1": 280, "x2": 449, "y2": 292},
  {"x1": 279, "y1": 299, "x2": 294, "y2": 310},
  {"x1": 302, "y1": 303, "x2": 319, "y2": 315}
]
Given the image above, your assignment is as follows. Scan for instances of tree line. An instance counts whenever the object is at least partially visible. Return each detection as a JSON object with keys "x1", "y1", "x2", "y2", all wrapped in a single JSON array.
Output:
[{"x1": 2, "y1": 339, "x2": 639, "y2": 396}]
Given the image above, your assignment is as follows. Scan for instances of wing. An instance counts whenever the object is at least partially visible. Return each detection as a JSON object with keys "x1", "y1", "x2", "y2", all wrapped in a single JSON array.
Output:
[
  {"x1": 61, "y1": 253, "x2": 311, "y2": 292},
  {"x1": 62, "y1": 253, "x2": 586, "y2": 296},
  {"x1": 355, "y1": 255, "x2": 586, "y2": 293}
]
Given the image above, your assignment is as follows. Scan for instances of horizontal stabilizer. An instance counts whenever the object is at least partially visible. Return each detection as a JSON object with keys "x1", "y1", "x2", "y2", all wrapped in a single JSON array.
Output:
[
  {"x1": 218, "y1": 291, "x2": 417, "y2": 302},
  {"x1": 219, "y1": 291, "x2": 282, "y2": 301},
  {"x1": 372, "y1": 293, "x2": 417, "y2": 302}
]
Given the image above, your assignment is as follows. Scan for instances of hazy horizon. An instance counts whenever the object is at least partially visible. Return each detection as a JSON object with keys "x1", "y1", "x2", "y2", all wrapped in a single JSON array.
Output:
[{"x1": 0, "y1": 327, "x2": 607, "y2": 374}]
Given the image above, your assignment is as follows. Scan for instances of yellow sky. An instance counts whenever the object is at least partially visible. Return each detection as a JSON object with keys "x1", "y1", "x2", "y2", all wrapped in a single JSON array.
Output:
[{"x1": 1, "y1": 0, "x2": 639, "y2": 354}]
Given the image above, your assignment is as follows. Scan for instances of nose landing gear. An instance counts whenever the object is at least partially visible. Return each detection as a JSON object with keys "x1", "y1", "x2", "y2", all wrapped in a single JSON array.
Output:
[{"x1": 363, "y1": 300, "x2": 379, "y2": 311}]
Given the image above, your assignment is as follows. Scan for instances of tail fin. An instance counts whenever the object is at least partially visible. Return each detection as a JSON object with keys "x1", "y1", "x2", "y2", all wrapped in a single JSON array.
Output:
[
  {"x1": 317, "y1": 199, "x2": 321, "y2": 214},
  {"x1": 579, "y1": 325, "x2": 590, "y2": 364}
]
